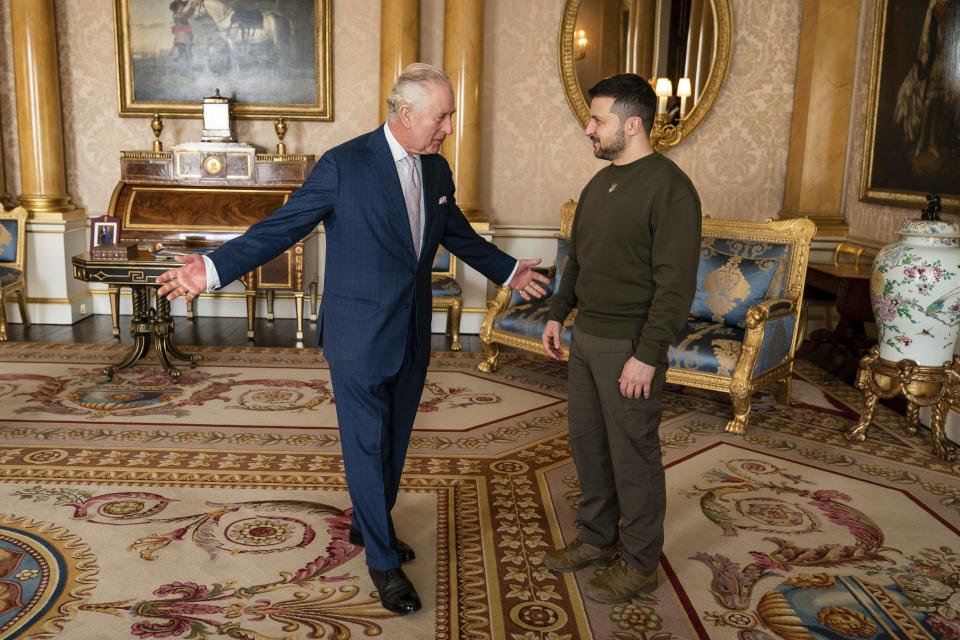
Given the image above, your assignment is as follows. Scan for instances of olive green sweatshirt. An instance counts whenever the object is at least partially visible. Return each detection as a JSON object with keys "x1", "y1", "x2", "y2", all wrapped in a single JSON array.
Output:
[{"x1": 549, "y1": 152, "x2": 702, "y2": 365}]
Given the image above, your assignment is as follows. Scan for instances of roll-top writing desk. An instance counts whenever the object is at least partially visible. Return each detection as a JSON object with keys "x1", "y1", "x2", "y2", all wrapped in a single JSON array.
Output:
[{"x1": 106, "y1": 143, "x2": 317, "y2": 345}]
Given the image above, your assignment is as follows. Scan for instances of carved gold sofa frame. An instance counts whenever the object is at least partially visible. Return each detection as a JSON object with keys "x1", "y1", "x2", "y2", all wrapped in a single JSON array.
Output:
[{"x1": 478, "y1": 204, "x2": 816, "y2": 435}]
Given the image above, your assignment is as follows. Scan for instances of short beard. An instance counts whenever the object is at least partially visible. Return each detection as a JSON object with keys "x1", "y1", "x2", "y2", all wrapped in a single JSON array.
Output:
[{"x1": 593, "y1": 128, "x2": 626, "y2": 161}]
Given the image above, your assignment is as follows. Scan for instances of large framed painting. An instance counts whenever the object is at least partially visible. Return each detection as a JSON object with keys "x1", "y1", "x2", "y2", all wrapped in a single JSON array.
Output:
[
  {"x1": 860, "y1": 0, "x2": 959, "y2": 212},
  {"x1": 114, "y1": 0, "x2": 332, "y2": 120}
]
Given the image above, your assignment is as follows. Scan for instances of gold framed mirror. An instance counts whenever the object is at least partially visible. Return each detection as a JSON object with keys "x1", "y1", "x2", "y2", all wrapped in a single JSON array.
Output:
[{"x1": 559, "y1": 0, "x2": 732, "y2": 152}]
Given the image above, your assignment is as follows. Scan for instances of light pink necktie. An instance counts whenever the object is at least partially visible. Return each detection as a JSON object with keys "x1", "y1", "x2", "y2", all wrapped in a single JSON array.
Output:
[{"x1": 403, "y1": 154, "x2": 422, "y2": 257}]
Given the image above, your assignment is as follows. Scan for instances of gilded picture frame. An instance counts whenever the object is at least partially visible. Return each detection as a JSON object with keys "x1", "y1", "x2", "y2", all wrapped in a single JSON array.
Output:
[
  {"x1": 860, "y1": 0, "x2": 959, "y2": 212},
  {"x1": 114, "y1": 0, "x2": 332, "y2": 120}
]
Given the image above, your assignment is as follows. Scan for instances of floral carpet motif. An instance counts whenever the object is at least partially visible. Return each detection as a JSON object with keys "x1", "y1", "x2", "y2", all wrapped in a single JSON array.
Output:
[{"x1": 0, "y1": 342, "x2": 958, "y2": 639}]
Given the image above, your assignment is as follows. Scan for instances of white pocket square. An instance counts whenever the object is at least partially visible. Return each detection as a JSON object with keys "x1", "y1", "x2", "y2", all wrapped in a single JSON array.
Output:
[{"x1": 438, "y1": 196, "x2": 448, "y2": 204}]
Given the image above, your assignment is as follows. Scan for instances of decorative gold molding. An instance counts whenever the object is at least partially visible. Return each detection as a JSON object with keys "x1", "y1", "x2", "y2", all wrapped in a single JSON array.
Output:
[{"x1": 780, "y1": 210, "x2": 848, "y2": 238}]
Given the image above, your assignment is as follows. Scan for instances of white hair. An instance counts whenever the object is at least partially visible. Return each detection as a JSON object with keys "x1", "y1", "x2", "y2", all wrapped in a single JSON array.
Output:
[{"x1": 386, "y1": 63, "x2": 452, "y2": 121}]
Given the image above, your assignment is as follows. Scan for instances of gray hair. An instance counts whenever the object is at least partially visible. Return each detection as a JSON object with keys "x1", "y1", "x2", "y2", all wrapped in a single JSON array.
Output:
[{"x1": 386, "y1": 63, "x2": 452, "y2": 121}]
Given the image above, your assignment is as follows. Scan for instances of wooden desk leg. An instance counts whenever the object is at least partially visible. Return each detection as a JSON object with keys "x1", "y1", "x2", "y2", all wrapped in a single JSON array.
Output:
[
  {"x1": 295, "y1": 291, "x2": 304, "y2": 347},
  {"x1": 152, "y1": 293, "x2": 182, "y2": 382},
  {"x1": 108, "y1": 285, "x2": 121, "y2": 341},
  {"x1": 103, "y1": 286, "x2": 152, "y2": 380},
  {"x1": 266, "y1": 290, "x2": 275, "y2": 322},
  {"x1": 245, "y1": 289, "x2": 256, "y2": 341},
  {"x1": 186, "y1": 297, "x2": 196, "y2": 320},
  {"x1": 153, "y1": 292, "x2": 200, "y2": 381}
]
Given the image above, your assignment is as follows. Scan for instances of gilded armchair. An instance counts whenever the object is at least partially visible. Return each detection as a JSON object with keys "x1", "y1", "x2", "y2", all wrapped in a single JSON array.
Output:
[
  {"x1": 665, "y1": 217, "x2": 816, "y2": 434},
  {"x1": 0, "y1": 206, "x2": 30, "y2": 341}
]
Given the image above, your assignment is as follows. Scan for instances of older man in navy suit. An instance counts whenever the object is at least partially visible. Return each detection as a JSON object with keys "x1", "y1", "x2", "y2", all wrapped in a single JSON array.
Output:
[{"x1": 157, "y1": 63, "x2": 550, "y2": 614}]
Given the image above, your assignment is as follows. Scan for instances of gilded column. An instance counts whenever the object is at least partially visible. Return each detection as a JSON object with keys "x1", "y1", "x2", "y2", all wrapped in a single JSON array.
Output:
[
  {"x1": 780, "y1": 0, "x2": 858, "y2": 237},
  {"x1": 10, "y1": 0, "x2": 78, "y2": 220},
  {"x1": 442, "y1": 0, "x2": 486, "y2": 226},
  {"x1": 379, "y1": 0, "x2": 420, "y2": 123}
]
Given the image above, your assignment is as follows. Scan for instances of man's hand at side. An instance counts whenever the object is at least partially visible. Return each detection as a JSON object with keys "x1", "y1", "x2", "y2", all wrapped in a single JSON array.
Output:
[
  {"x1": 619, "y1": 357, "x2": 656, "y2": 399},
  {"x1": 541, "y1": 320, "x2": 565, "y2": 360},
  {"x1": 156, "y1": 254, "x2": 207, "y2": 302},
  {"x1": 509, "y1": 259, "x2": 552, "y2": 300}
]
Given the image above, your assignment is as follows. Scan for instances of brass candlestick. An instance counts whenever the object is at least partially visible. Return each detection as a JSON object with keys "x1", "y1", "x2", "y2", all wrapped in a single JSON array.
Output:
[
  {"x1": 650, "y1": 111, "x2": 686, "y2": 153},
  {"x1": 274, "y1": 117, "x2": 288, "y2": 155},
  {"x1": 151, "y1": 113, "x2": 164, "y2": 152}
]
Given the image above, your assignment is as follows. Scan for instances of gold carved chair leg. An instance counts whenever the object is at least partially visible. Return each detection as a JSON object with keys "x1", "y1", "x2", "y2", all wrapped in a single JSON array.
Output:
[
  {"x1": 16, "y1": 288, "x2": 29, "y2": 328},
  {"x1": 310, "y1": 279, "x2": 318, "y2": 323},
  {"x1": 240, "y1": 273, "x2": 256, "y2": 341},
  {"x1": 727, "y1": 381, "x2": 752, "y2": 435},
  {"x1": 266, "y1": 290, "x2": 276, "y2": 322},
  {"x1": 775, "y1": 375, "x2": 792, "y2": 407},
  {"x1": 448, "y1": 299, "x2": 462, "y2": 351}
]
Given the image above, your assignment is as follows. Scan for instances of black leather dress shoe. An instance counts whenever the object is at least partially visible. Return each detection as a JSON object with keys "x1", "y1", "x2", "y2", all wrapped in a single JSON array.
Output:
[
  {"x1": 349, "y1": 526, "x2": 416, "y2": 563},
  {"x1": 369, "y1": 567, "x2": 421, "y2": 614}
]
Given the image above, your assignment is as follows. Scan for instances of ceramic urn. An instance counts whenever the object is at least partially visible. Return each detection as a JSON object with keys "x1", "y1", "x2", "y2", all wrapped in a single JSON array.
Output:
[{"x1": 871, "y1": 219, "x2": 960, "y2": 366}]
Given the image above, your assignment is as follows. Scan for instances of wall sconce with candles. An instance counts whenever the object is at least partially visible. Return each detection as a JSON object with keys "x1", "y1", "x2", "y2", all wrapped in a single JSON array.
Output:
[
  {"x1": 575, "y1": 29, "x2": 588, "y2": 60},
  {"x1": 650, "y1": 76, "x2": 693, "y2": 151}
]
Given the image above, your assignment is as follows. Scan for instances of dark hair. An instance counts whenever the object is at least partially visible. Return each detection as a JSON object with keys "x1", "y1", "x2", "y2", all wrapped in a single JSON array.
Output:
[{"x1": 588, "y1": 73, "x2": 656, "y2": 136}]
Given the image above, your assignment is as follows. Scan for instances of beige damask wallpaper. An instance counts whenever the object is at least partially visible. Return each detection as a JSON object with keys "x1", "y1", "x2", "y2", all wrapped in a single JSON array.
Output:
[{"x1": 0, "y1": 0, "x2": 916, "y2": 238}]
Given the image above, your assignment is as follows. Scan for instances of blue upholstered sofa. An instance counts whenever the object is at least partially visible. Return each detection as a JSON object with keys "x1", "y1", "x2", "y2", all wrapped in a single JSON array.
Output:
[{"x1": 478, "y1": 202, "x2": 816, "y2": 434}]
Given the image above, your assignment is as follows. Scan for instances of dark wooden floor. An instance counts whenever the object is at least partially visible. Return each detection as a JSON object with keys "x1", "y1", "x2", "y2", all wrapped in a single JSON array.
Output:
[{"x1": 1, "y1": 314, "x2": 485, "y2": 352}]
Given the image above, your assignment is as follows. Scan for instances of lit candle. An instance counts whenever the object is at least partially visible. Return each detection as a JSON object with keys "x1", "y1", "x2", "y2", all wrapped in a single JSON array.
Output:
[
  {"x1": 655, "y1": 78, "x2": 672, "y2": 114},
  {"x1": 575, "y1": 30, "x2": 588, "y2": 59},
  {"x1": 677, "y1": 78, "x2": 692, "y2": 117}
]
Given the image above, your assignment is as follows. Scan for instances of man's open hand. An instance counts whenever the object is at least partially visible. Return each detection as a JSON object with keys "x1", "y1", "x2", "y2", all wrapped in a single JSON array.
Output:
[
  {"x1": 155, "y1": 254, "x2": 207, "y2": 302},
  {"x1": 508, "y1": 258, "x2": 552, "y2": 301}
]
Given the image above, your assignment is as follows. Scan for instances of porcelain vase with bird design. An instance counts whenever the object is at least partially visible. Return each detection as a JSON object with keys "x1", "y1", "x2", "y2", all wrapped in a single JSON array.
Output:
[{"x1": 870, "y1": 219, "x2": 960, "y2": 366}]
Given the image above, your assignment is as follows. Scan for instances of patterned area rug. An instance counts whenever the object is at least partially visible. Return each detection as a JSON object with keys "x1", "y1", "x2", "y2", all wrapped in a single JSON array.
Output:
[{"x1": 0, "y1": 343, "x2": 958, "y2": 640}]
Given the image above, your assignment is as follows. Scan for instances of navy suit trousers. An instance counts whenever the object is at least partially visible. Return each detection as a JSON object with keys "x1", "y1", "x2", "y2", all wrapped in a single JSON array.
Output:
[{"x1": 329, "y1": 313, "x2": 427, "y2": 570}]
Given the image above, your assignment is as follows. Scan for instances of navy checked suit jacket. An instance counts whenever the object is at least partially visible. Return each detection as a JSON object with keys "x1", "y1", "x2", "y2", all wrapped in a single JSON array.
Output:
[{"x1": 209, "y1": 127, "x2": 516, "y2": 375}]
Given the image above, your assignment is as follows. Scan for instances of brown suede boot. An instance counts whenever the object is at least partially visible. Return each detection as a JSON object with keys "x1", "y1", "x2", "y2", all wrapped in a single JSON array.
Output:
[
  {"x1": 583, "y1": 558, "x2": 658, "y2": 603},
  {"x1": 543, "y1": 538, "x2": 617, "y2": 572}
]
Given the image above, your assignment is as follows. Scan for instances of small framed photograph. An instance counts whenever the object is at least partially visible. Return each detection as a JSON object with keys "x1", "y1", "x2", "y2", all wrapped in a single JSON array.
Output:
[{"x1": 90, "y1": 215, "x2": 121, "y2": 251}]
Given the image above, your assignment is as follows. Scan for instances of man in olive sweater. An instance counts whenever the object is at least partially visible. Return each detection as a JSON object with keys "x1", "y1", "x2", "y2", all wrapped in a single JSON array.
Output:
[{"x1": 541, "y1": 74, "x2": 701, "y2": 603}]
